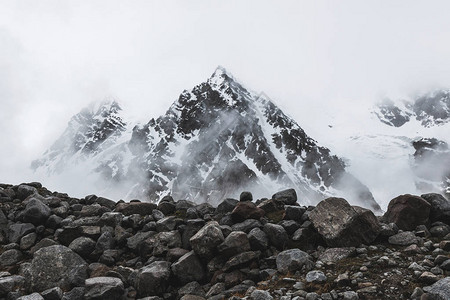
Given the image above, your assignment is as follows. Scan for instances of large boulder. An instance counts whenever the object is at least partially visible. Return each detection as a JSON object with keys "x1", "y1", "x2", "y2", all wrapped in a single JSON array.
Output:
[
  {"x1": 383, "y1": 194, "x2": 431, "y2": 230},
  {"x1": 276, "y1": 249, "x2": 312, "y2": 274},
  {"x1": 421, "y1": 193, "x2": 450, "y2": 225},
  {"x1": 217, "y1": 231, "x2": 250, "y2": 258},
  {"x1": 84, "y1": 277, "x2": 124, "y2": 300},
  {"x1": 423, "y1": 277, "x2": 450, "y2": 300},
  {"x1": 19, "y1": 198, "x2": 51, "y2": 225},
  {"x1": 136, "y1": 261, "x2": 171, "y2": 297},
  {"x1": 309, "y1": 198, "x2": 380, "y2": 247},
  {"x1": 263, "y1": 223, "x2": 288, "y2": 249},
  {"x1": 29, "y1": 245, "x2": 88, "y2": 292},
  {"x1": 171, "y1": 251, "x2": 205, "y2": 284},
  {"x1": 189, "y1": 221, "x2": 224, "y2": 259},
  {"x1": 7, "y1": 223, "x2": 35, "y2": 244},
  {"x1": 272, "y1": 188, "x2": 297, "y2": 205},
  {"x1": 231, "y1": 202, "x2": 265, "y2": 222}
]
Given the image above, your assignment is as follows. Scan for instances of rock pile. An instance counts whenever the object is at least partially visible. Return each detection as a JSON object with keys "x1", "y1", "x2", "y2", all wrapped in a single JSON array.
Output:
[{"x1": 0, "y1": 184, "x2": 449, "y2": 300}]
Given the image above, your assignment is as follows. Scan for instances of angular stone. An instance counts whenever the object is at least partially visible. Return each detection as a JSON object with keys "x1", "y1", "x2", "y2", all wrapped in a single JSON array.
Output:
[
  {"x1": 0, "y1": 275, "x2": 25, "y2": 297},
  {"x1": 263, "y1": 223, "x2": 288, "y2": 249},
  {"x1": 114, "y1": 202, "x2": 156, "y2": 216},
  {"x1": 30, "y1": 245, "x2": 88, "y2": 292},
  {"x1": 272, "y1": 188, "x2": 297, "y2": 205},
  {"x1": 8, "y1": 223, "x2": 35, "y2": 244},
  {"x1": 306, "y1": 270, "x2": 327, "y2": 283},
  {"x1": 69, "y1": 237, "x2": 96, "y2": 258},
  {"x1": 388, "y1": 231, "x2": 420, "y2": 246},
  {"x1": 276, "y1": 248, "x2": 311, "y2": 274},
  {"x1": 217, "y1": 231, "x2": 250, "y2": 258},
  {"x1": 20, "y1": 232, "x2": 37, "y2": 250},
  {"x1": 216, "y1": 198, "x2": 239, "y2": 214},
  {"x1": 231, "y1": 219, "x2": 262, "y2": 233},
  {"x1": 309, "y1": 198, "x2": 380, "y2": 247},
  {"x1": 190, "y1": 221, "x2": 224, "y2": 259},
  {"x1": 283, "y1": 205, "x2": 306, "y2": 222},
  {"x1": 17, "y1": 293, "x2": 44, "y2": 300},
  {"x1": 319, "y1": 247, "x2": 356, "y2": 263},
  {"x1": 126, "y1": 231, "x2": 156, "y2": 251},
  {"x1": 0, "y1": 249, "x2": 22, "y2": 266},
  {"x1": 41, "y1": 287, "x2": 63, "y2": 300},
  {"x1": 223, "y1": 251, "x2": 259, "y2": 272},
  {"x1": 250, "y1": 289, "x2": 274, "y2": 300},
  {"x1": 156, "y1": 216, "x2": 178, "y2": 232},
  {"x1": 231, "y1": 202, "x2": 264, "y2": 222},
  {"x1": 84, "y1": 277, "x2": 124, "y2": 300},
  {"x1": 421, "y1": 193, "x2": 450, "y2": 225},
  {"x1": 383, "y1": 194, "x2": 431, "y2": 231},
  {"x1": 20, "y1": 198, "x2": 51, "y2": 225},
  {"x1": 136, "y1": 261, "x2": 171, "y2": 297},
  {"x1": 16, "y1": 185, "x2": 37, "y2": 200},
  {"x1": 171, "y1": 251, "x2": 205, "y2": 284},
  {"x1": 248, "y1": 227, "x2": 269, "y2": 251}
]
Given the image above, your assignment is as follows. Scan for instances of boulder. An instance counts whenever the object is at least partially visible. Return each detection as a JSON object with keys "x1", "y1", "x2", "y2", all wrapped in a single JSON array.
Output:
[
  {"x1": 29, "y1": 245, "x2": 88, "y2": 292},
  {"x1": 239, "y1": 191, "x2": 253, "y2": 201},
  {"x1": 19, "y1": 198, "x2": 51, "y2": 225},
  {"x1": 136, "y1": 261, "x2": 171, "y2": 297},
  {"x1": 423, "y1": 277, "x2": 450, "y2": 300},
  {"x1": 190, "y1": 221, "x2": 224, "y2": 259},
  {"x1": 263, "y1": 223, "x2": 288, "y2": 249},
  {"x1": 0, "y1": 249, "x2": 22, "y2": 266},
  {"x1": 247, "y1": 228, "x2": 269, "y2": 251},
  {"x1": 383, "y1": 194, "x2": 431, "y2": 230},
  {"x1": 171, "y1": 251, "x2": 205, "y2": 284},
  {"x1": 217, "y1": 231, "x2": 250, "y2": 258},
  {"x1": 272, "y1": 188, "x2": 297, "y2": 205},
  {"x1": 41, "y1": 287, "x2": 63, "y2": 300},
  {"x1": 231, "y1": 219, "x2": 262, "y2": 233},
  {"x1": 8, "y1": 223, "x2": 35, "y2": 244},
  {"x1": 0, "y1": 275, "x2": 25, "y2": 297},
  {"x1": 283, "y1": 205, "x2": 306, "y2": 222},
  {"x1": 114, "y1": 202, "x2": 156, "y2": 216},
  {"x1": 16, "y1": 184, "x2": 37, "y2": 200},
  {"x1": 388, "y1": 231, "x2": 420, "y2": 246},
  {"x1": 222, "y1": 251, "x2": 259, "y2": 272},
  {"x1": 231, "y1": 202, "x2": 265, "y2": 222},
  {"x1": 216, "y1": 198, "x2": 239, "y2": 214},
  {"x1": 309, "y1": 198, "x2": 380, "y2": 247},
  {"x1": 84, "y1": 277, "x2": 124, "y2": 300},
  {"x1": 421, "y1": 193, "x2": 450, "y2": 225},
  {"x1": 276, "y1": 248, "x2": 312, "y2": 274},
  {"x1": 69, "y1": 237, "x2": 96, "y2": 258},
  {"x1": 250, "y1": 289, "x2": 274, "y2": 300}
]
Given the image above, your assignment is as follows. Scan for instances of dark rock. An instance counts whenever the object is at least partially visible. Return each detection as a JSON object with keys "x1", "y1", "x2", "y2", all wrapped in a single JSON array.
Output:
[
  {"x1": 383, "y1": 194, "x2": 431, "y2": 231},
  {"x1": 256, "y1": 199, "x2": 284, "y2": 213},
  {"x1": 157, "y1": 201, "x2": 176, "y2": 216},
  {"x1": 0, "y1": 249, "x2": 23, "y2": 266},
  {"x1": 69, "y1": 237, "x2": 97, "y2": 258},
  {"x1": 94, "y1": 231, "x2": 115, "y2": 253},
  {"x1": 99, "y1": 212, "x2": 123, "y2": 227},
  {"x1": 156, "y1": 216, "x2": 178, "y2": 232},
  {"x1": 217, "y1": 231, "x2": 250, "y2": 258},
  {"x1": 178, "y1": 281, "x2": 205, "y2": 298},
  {"x1": 279, "y1": 220, "x2": 301, "y2": 235},
  {"x1": 181, "y1": 219, "x2": 205, "y2": 250},
  {"x1": 291, "y1": 227, "x2": 323, "y2": 251},
  {"x1": 216, "y1": 199, "x2": 239, "y2": 214},
  {"x1": 16, "y1": 185, "x2": 37, "y2": 200},
  {"x1": 223, "y1": 251, "x2": 259, "y2": 272},
  {"x1": 94, "y1": 197, "x2": 116, "y2": 210},
  {"x1": 306, "y1": 270, "x2": 327, "y2": 283},
  {"x1": 276, "y1": 248, "x2": 311, "y2": 274},
  {"x1": 114, "y1": 202, "x2": 156, "y2": 216},
  {"x1": 190, "y1": 221, "x2": 224, "y2": 259},
  {"x1": 126, "y1": 231, "x2": 156, "y2": 251},
  {"x1": 30, "y1": 238, "x2": 58, "y2": 254},
  {"x1": 136, "y1": 261, "x2": 171, "y2": 297},
  {"x1": 171, "y1": 251, "x2": 205, "y2": 284},
  {"x1": 421, "y1": 193, "x2": 450, "y2": 225},
  {"x1": 29, "y1": 245, "x2": 88, "y2": 292},
  {"x1": 84, "y1": 277, "x2": 124, "y2": 300},
  {"x1": 250, "y1": 289, "x2": 273, "y2": 300},
  {"x1": 19, "y1": 198, "x2": 51, "y2": 225},
  {"x1": 283, "y1": 205, "x2": 306, "y2": 222},
  {"x1": 231, "y1": 202, "x2": 264, "y2": 222},
  {"x1": 309, "y1": 198, "x2": 380, "y2": 247},
  {"x1": 0, "y1": 275, "x2": 25, "y2": 297},
  {"x1": 247, "y1": 228, "x2": 268, "y2": 251},
  {"x1": 8, "y1": 223, "x2": 35, "y2": 244},
  {"x1": 263, "y1": 223, "x2": 288, "y2": 249},
  {"x1": 272, "y1": 188, "x2": 297, "y2": 205},
  {"x1": 388, "y1": 231, "x2": 420, "y2": 246},
  {"x1": 17, "y1": 293, "x2": 44, "y2": 300},
  {"x1": 41, "y1": 287, "x2": 63, "y2": 300},
  {"x1": 20, "y1": 232, "x2": 37, "y2": 250},
  {"x1": 231, "y1": 219, "x2": 262, "y2": 233},
  {"x1": 61, "y1": 287, "x2": 85, "y2": 300},
  {"x1": 240, "y1": 191, "x2": 253, "y2": 202},
  {"x1": 46, "y1": 215, "x2": 63, "y2": 229},
  {"x1": 166, "y1": 247, "x2": 190, "y2": 263},
  {"x1": 430, "y1": 224, "x2": 450, "y2": 237}
]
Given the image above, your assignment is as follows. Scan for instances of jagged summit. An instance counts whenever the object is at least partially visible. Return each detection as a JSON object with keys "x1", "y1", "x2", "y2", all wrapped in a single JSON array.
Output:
[{"x1": 33, "y1": 67, "x2": 381, "y2": 211}]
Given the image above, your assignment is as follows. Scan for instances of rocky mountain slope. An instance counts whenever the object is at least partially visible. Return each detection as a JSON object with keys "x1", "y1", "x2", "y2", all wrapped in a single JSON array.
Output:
[
  {"x1": 32, "y1": 67, "x2": 380, "y2": 211},
  {"x1": 0, "y1": 183, "x2": 449, "y2": 300}
]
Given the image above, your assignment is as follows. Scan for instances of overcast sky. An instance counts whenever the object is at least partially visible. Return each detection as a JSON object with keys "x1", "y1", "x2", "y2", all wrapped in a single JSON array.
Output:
[{"x1": 2, "y1": 0, "x2": 450, "y2": 190}]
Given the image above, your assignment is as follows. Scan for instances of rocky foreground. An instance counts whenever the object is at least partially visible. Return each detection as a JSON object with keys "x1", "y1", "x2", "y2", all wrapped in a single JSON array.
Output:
[{"x1": 0, "y1": 183, "x2": 449, "y2": 300}]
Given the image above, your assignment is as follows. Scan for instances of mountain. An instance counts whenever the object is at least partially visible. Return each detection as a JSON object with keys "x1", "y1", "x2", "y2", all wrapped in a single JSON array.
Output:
[{"x1": 32, "y1": 67, "x2": 380, "y2": 211}]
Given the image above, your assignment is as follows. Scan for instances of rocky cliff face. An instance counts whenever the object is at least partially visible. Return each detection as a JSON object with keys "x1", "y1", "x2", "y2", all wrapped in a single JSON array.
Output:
[{"x1": 32, "y1": 67, "x2": 380, "y2": 211}]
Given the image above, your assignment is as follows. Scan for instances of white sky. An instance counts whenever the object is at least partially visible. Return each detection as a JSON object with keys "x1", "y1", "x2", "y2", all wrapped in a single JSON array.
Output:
[{"x1": 1, "y1": 0, "x2": 450, "y2": 191}]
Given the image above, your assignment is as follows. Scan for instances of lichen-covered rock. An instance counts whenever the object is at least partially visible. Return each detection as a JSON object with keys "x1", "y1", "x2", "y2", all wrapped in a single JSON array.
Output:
[
  {"x1": 309, "y1": 198, "x2": 380, "y2": 247},
  {"x1": 29, "y1": 245, "x2": 88, "y2": 292},
  {"x1": 383, "y1": 194, "x2": 431, "y2": 231}
]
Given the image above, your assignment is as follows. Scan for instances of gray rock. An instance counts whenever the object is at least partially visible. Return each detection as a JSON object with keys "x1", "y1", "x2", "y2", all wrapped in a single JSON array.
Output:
[
  {"x1": 421, "y1": 193, "x2": 450, "y2": 225},
  {"x1": 250, "y1": 289, "x2": 274, "y2": 300},
  {"x1": 8, "y1": 223, "x2": 35, "y2": 244},
  {"x1": 318, "y1": 247, "x2": 356, "y2": 263},
  {"x1": 99, "y1": 212, "x2": 123, "y2": 227},
  {"x1": 95, "y1": 231, "x2": 115, "y2": 253},
  {"x1": 423, "y1": 277, "x2": 450, "y2": 299},
  {"x1": 231, "y1": 219, "x2": 262, "y2": 233},
  {"x1": 0, "y1": 249, "x2": 22, "y2": 266},
  {"x1": 0, "y1": 275, "x2": 25, "y2": 297},
  {"x1": 30, "y1": 245, "x2": 88, "y2": 292},
  {"x1": 41, "y1": 287, "x2": 63, "y2": 300},
  {"x1": 20, "y1": 232, "x2": 36, "y2": 250},
  {"x1": 171, "y1": 251, "x2": 205, "y2": 284},
  {"x1": 342, "y1": 291, "x2": 359, "y2": 300},
  {"x1": 84, "y1": 277, "x2": 124, "y2": 300},
  {"x1": 263, "y1": 223, "x2": 288, "y2": 249},
  {"x1": 17, "y1": 293, "x2": 44, "y2": 300},
  {"x1": 20, "y1": 198, "x2": 51, "y2": 225},
  {"x1": 283, "y1": 205, "x2": 306, "y2": 222},
  {"x1": 16, "y1": 184, "x2": 37, "y2": 200},
  {"x1": 441, "y1": 259, "x2": 450, "y2": 271},
  {"x1": 190, "y1": 221, "x2": 224, "y2": 259},
  {"x1": 383, "y1": 194, "x2": 430, "y2": 231},
  {"x1": 248, "y1": 227, "x2": 268, "y2": 251},
  {"x1": 127, "y1": 231, "x2": 156, "y2": 251},
  {"x1": 272, "y1": 188, "x2": 297, "y2": 205},
  {"x1": 156, "y1": 216, "x2": 178, "y2": 232},
  {"x1": 61, "y1": 287, "x2": 85, "y2": 300},
  {"x1": 388, "y1": 231, "x2": 420, "y2": 246},
  {"x1": 306, "y1": 270, "x2": 327, "y2": 283},
  {"x1": 276, "y1": 248, "x2": 311, "y2": 274},
  {"x1": 223, "y1": 251, "x2": 259, "y2": 272},
  {"x1": 217, "y1": 231, "x2": 250, "y2": 258},
  {"x1": 69, "y1": 237, "x2": 96, "y2": 258},
  {"x1": 309, "y1": 198, "x2": 380, "y2": 247},
  {"x1": 178, "y1": 281, "x2": 205, "y2": 297},
  {"x1": 136, "y1": 261, "x2": 171, "y2": 297},
  {"x1": 216, "y1": 198, "x2": 239, "y2": 214}
]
